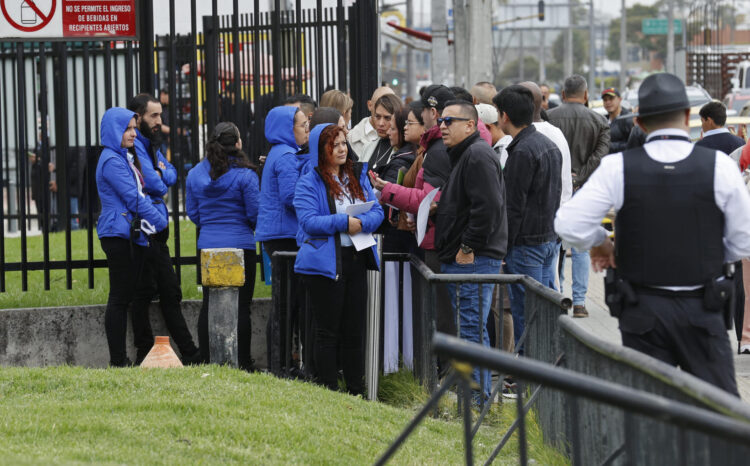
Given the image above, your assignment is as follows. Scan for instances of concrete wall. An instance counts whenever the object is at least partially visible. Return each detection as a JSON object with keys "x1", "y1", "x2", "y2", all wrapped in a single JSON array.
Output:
[{"x1": 0, "y1": 299, "x2": 271, "y2": 369}]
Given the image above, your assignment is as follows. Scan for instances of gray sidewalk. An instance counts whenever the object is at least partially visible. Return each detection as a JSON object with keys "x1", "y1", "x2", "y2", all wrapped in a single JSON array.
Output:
[{"x1": 559, "y1": 259, "x2": 750, "y2": 401}]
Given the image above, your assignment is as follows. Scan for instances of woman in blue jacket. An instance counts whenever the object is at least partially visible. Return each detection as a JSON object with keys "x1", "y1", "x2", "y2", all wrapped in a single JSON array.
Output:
[
  {"x1": 256, "y1": 105, "x2": 308, "y2": 256},
  {"x1": 96, "y1": 107, "x2": 168, "y2": 367},
  {"x1": 294, "y1": 124, "x2": 384, "y2": 395},
  {"x1": 186, "y1": 122, "x2": 260, "y2": 371}
]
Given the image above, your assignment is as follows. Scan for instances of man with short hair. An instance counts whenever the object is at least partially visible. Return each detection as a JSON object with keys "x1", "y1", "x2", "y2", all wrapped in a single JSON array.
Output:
[
  {"x1": 696, "y1": 101, "x2": 746, "y2": 155},
  {"x1": 284, "y1": 94, "x2": 317, "y2": 122},
  {"x1": 548, "y1": 75, "x2": 610, "y2": 318},
  {"x1": 347, "y1": 86, "x2": 396, "y2": 155},
  {"x1": 435, "y1": 100, "x2": 507, "y2": 403},
  {"x1": 471, "y1": 81, "x2": 497, "y2": 105},
  {"x1": 555, "y1": 73, "x2": 750, "y2": 395},
  {"x1": 127, "y1": 93, "x2": 200, "y2": 365},
  {"x1": 602, "y1": 87, "x2": 634, "y2": 154},
  {"x1": 495, "y1": 86, "x2": 562, "y2": 352}
]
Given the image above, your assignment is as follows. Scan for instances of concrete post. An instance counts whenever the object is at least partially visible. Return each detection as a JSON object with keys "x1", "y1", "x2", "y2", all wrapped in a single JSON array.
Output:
[
  {"x1": 201, "y1": 248, "x2": 245, "y2": 367},
  {"x1": 431, "y1": 0, "x2": 450, "y2": 85}
]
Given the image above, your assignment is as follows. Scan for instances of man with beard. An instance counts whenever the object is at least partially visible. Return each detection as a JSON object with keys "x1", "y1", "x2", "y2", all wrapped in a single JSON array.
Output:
[{"x1": 126, "y1": 93, "x2": 200, "y2": 365}]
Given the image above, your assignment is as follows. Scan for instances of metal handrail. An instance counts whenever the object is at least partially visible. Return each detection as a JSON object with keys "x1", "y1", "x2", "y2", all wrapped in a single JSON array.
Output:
[{"x1": 432, "y1": 333, "x2": 750, "y2": 444}]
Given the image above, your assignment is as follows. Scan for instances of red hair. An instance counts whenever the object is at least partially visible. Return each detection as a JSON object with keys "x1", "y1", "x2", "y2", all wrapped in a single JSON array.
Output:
[{"x1": 318, "y1": 125, "x2": 366, "y2": 202}]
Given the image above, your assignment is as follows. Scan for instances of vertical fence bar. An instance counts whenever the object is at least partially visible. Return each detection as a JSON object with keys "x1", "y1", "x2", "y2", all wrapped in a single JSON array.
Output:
[
  {"x1": 315, "y1": 0, "x2": 323, "y2": 98},
  {"x1": 138, "y1": 0, "x2": 155, "y2": 93},
  {"x1": 272, "y1": 0, "x2": 282, "y2": 103},
  {"x1": 295, "y1": 0, "x2": 302, "y2": 94},
  {"x1": 232, "y1": 0, "x2": 244, "y2": 139},
  {"x1": 82, "y1": 42, "x2": 94, "y2": 289},
  {"x1": 125, "y1": 42, "x2": 134, "y2": 98},
  {"x1": 462, "y1": 376, "x2": 474, "y2": 466},
  {"x1": 517, "y1": 380, "x2": 528, "y2": 466},
  {"x1": 71, "y1": 46, "x2": 81, "y2": 234},
  {"x1": 336, "y1": 0, "x2": 346, "y2": 90},
  {"x1": 189, "y1": 0, "x2": 199, "y2": 169},
  {"x1": 54, "y1": 42, "x2": 72, "y2": 289},
  {"x1": 168, "y1": 0, "x2": 181, "y2": 283},
  {"x1": 15, "y1": 43, "x2": 28, "y2": 291},
  {"x1": 0, "y1": 46, "x2": 5, "y2": 291},
  {"x1": 38, "y1": 44, "x2": 51, "y2": 290},
  {"x1": 251, "y1": 0, "x2": 262, "y2": 163}
]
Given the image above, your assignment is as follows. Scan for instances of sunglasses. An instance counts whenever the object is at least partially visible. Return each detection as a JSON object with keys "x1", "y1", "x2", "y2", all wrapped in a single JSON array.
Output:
[{"x1": 437, "y1": 116, "x2": 471, "y2": 127}]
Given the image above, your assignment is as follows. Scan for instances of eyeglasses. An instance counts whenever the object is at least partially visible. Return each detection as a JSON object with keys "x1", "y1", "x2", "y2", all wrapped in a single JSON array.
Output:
[
  {"x1": 437, "y1": 116, "x2": 471, "y2": 127},
  {"x1": 404, "y1": 120, "x2": 421, "y2": 126}
]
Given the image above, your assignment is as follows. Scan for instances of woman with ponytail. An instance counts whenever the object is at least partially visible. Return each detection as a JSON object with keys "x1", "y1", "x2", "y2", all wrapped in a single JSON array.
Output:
[
  {"x1": 186, "y1": 122, "x2": 260, "y2": 370},
  {"x1": 293, "y1": 124, "x2": 384, "y2": 395}
]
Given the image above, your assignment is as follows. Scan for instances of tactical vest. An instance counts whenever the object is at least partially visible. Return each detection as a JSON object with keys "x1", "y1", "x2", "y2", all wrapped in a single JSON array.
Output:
[{"x1": 615, "y1": 144, "x2": 724, "y2": 287}]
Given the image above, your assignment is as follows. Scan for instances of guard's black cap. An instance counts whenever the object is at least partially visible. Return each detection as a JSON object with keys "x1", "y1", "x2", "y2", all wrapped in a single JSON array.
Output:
[
  {"x1": 636, "y1": 73, "x2": 690, "y2": 117},
  {"x1": 421, "y1": 85, "x2": 455, "y2": 111}
]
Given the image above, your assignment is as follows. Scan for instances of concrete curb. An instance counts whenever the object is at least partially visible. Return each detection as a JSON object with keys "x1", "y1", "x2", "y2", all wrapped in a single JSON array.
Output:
[{"x1": 0, "y1": 299, "x2": 271, "y2": 369}]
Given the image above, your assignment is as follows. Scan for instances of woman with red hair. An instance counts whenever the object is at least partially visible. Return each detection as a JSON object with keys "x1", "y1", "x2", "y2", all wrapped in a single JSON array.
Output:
[{"x1": 293, "y1": 124, "x2": 384, "y2": 394}]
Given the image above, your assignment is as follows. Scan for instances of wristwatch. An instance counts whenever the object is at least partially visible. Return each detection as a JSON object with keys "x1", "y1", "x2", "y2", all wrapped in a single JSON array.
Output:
[{"x1": 460, "y1": 244, "x2": 473, "y2": 255}]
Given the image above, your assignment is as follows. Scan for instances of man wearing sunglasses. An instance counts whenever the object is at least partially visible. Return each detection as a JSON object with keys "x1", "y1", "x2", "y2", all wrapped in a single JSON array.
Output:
[{"x1": 434, "y1": 100, "x2": 507, "y2": 404}]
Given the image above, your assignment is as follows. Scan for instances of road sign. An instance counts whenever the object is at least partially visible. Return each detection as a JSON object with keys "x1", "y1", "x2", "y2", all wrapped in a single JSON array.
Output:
[
  {"x1": 642, "y1": 18, "x2": 683, "y2": 35},
  {"x1": 0, "y1": 0, "x2": 137, "y2": 40}
]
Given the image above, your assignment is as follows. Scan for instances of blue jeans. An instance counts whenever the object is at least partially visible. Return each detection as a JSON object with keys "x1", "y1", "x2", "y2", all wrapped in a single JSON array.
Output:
[
  {"x1": 504, "y1": 241, "x2": 559, "y2": 349},
  {"x1": 441, "y1": 255, "x2": 502, "y2": 401},
  {"x1": 560, "y1": 247, "x2": 589, "y2": 306}
]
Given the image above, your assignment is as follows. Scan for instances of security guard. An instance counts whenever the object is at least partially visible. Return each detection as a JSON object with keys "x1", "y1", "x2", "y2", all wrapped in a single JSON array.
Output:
[{"x1": 554, "y1": 73, "x2": 750, "y2": 396}]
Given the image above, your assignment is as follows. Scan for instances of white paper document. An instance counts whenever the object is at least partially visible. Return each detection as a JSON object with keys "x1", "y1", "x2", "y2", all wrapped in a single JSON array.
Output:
[
  {"x1": 417, "y1": 188, "x2": 439, "y2": 247},
  {"x1": 346, "y1": 201, "x2": 377, "y2": 251}
]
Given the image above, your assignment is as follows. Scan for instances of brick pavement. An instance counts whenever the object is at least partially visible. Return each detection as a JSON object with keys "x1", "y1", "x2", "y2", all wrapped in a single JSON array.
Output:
[{"x1": 559, "y1": 259, "x2": 750, "y2": 401}]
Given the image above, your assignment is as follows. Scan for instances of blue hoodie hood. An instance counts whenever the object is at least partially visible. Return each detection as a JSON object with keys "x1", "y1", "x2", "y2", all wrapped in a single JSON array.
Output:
[
  {"x1": 101, "y1": 107, "x2": 137, "y2": 154},
  {"x1": 265, "y1": 106, "x2": 300, "y2": 149},
  {"x1": 202, "y1": 162, "x2": 243, "y2": 198},
  {"x1": 297, "y1": 123, "x2": 331, "y2": 175}
]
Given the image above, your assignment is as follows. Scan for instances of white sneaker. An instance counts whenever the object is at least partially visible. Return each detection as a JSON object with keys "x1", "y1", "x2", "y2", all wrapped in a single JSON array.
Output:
[{"x1": 740, "y1": 345, "x2": 750, "y2": 355}]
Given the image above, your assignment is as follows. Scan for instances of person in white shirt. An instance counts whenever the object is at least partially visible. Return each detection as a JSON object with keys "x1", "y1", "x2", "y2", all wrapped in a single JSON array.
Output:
[
  {"x1": 347, "y1": 86, "x2": 395, "y2": 156},
  {"x1": 555, "y1": 73, "x2": 750, "y2": 395}
]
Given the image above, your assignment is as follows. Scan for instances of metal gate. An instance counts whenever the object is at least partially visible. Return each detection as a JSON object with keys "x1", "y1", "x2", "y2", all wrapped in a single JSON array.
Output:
[{"x1": 0, "y1": 0, "x2": 378, "y2": 294}]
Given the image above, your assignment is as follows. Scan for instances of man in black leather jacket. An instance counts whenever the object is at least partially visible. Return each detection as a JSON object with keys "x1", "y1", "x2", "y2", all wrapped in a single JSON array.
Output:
[{"x1": 602, "y1": 87, "x2": 634, "y2": 154}]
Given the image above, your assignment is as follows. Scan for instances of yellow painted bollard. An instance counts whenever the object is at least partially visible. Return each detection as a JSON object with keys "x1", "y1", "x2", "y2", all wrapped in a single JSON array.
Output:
[{"x1": 201, "y1": 248, "x2": 245, "y2": 367}]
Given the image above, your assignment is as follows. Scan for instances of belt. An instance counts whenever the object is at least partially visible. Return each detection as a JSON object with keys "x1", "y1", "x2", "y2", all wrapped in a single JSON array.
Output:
[{"x1": 632, "y1": 284, "x2": 704, "y2": 298}]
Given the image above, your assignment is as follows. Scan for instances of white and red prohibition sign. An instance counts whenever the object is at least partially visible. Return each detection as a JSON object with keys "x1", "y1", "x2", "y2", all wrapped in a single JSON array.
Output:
[{"x1": 1, "y1": 0, "x2": 56, "y2": 32}]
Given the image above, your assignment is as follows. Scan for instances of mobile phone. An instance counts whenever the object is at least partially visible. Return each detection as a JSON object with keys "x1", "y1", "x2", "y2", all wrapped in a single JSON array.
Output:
[{"x1": 368, "y1": 170, "x2": 376, "y2": 179}]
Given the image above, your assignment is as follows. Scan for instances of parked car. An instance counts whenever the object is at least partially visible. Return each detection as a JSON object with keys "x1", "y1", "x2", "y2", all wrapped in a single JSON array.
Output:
[
  {"x1": 624, "y1": 84, "x2": 712, "y2": 111},
  {"x1": 723, "y1": 89, "x2": 750, "y2": 114}
]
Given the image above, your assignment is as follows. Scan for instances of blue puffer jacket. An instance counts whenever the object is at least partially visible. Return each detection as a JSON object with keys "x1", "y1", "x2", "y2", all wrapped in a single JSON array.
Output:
[
  {"x1": 293, "y1": 139, "x2": 384, "y2": 280},
  {"x1": 256, "y1": 106, "x2": 301, "y2": 242},
  {"x1": 96, "y1": 107, "x2": 168, "y2": 246},
  {"x1": 134, "y1": 131, "x2": 177, "y2": 221},
  {"x1": 185, "y1": 158, "x2": 260, "y2": 250}
]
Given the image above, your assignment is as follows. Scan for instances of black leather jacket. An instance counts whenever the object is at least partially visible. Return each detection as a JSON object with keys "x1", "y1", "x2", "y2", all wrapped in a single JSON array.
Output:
[
  {"x1": 548, "y1": 102, "x2": 610, "y2": 187},
  {"x1": 608, "y1": 109, "x2": 635, "y2": 154}
]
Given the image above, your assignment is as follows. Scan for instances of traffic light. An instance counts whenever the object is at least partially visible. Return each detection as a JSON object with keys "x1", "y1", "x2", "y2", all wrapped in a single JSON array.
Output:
[{"x1": 538, "y1": 0, "x2": 545, "y2": 21}]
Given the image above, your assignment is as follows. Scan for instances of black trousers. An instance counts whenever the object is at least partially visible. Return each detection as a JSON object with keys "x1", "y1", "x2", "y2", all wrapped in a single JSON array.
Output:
[
  {"x1": 130, "y1": 231, "x2": 198, "y2": 364},
  {"x1": 619, "y1": 292, "x2": 739, "y2": 396},
  {"x1": 101, "y1": 237, "x2": 146, "y2": 367},
  {"x1": 198, "y1": 249, "x2": 257, "y2": 371},
  {"x1": 304, "y1": 247, "x2": 367, "y2": 395}
]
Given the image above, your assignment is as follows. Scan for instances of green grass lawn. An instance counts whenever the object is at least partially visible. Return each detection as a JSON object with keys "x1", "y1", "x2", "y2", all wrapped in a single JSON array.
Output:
[
  {"x1": 0, "y1": 366, "x2": 568, "y2": 465},
  {"x1": 0, "y1": 222, "x2": 271, "y2": 309}
]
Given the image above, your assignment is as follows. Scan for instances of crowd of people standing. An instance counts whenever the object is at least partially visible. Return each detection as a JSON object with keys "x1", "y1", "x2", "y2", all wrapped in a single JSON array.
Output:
[{"x1": 96, "y1": 72, "x2": 750, "y2": 402}]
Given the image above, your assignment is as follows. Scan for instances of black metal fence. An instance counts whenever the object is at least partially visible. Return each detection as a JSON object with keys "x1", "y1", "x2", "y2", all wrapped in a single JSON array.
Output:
[{"x1": 0, "y1": 0, "x2": 378, "y2": 294}]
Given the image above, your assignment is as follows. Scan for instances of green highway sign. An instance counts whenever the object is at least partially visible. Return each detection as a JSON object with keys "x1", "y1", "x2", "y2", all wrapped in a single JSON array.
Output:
[{"x1": 642, "y1": 18, "x2": 683, "y2": 35}]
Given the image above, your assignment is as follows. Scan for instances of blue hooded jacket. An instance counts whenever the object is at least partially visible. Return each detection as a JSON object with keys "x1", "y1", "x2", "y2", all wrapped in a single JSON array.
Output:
[
  {"x1": 133, "y1": 130, "x2": 177, "y2": 221},
  {"x1": 255, "y1": 106, "x2": 301, "y2": 242},
  {"x1": 96, "y1": 107, "x2": 168, "y2": 246},
  {"x1": 185, "y1": 158, "x2": 260, "y2": 250},
  {"x1": 293, "y1": 129, "x2": 384, "y2": 280},
  {"x1": 296, "y1": 123, "x2": 329, "y2": 178}
]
